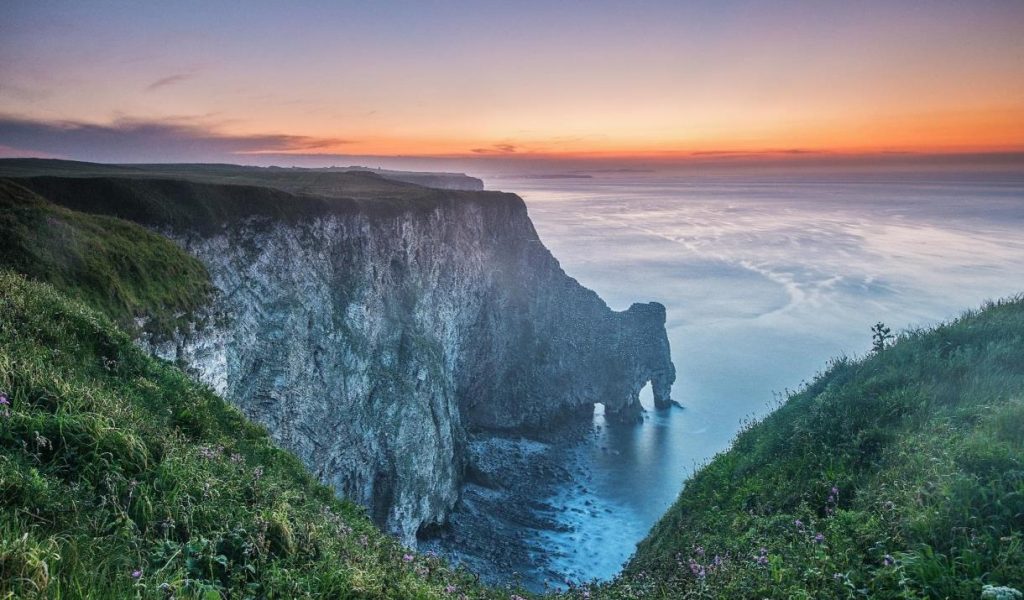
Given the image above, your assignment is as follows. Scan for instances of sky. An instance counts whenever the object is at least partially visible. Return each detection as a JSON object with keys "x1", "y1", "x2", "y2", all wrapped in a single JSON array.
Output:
[{"x1": 1, "y1": 0, "x2": 1023, "y2": 166}]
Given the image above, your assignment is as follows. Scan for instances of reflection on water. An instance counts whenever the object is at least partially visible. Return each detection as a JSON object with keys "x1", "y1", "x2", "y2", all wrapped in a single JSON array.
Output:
[{"x1": 498, "y1": 174, "x2": 1024, "y2": 586}]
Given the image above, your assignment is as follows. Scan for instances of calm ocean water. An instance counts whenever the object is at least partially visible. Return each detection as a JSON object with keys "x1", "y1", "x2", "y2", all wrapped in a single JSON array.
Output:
[{"x1": 486, "y1": 173, "x2": 1024, "y2": 587}]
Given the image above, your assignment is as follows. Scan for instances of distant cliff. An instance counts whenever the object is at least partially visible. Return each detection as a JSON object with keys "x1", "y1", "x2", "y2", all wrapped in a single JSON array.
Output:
[{"x1": 6, "y1": 167, "x2": 675, "y2": 544}]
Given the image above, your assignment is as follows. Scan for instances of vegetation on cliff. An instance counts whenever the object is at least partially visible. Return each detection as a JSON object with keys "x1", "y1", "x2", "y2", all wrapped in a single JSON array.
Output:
[
  {"x1": 566, "y1": 297, "x2": 1024, "y2": 598},
  {"x1": 0, "y1": 179, "x2": 213, "y2": 340}
]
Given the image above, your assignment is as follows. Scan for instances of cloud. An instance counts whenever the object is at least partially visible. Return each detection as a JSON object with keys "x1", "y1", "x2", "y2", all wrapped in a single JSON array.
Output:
[
  {"x1": 145, "y1": 72, "x2": 195, "y2": 92},
  {"x1": 470, "y1": 143, "x2": 517, "y2": 154},
  {"x1": 0, "y1": 115, "x2": 355, "y2": 162},
  {"x1": 689, "y1": 148, "x2": 824, "y2": 158}
]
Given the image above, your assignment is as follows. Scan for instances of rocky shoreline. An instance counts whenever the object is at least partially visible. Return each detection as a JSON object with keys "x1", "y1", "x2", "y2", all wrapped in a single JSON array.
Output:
[{"x1": 420, "y1": 416, "x2": 604, "y2": 592}]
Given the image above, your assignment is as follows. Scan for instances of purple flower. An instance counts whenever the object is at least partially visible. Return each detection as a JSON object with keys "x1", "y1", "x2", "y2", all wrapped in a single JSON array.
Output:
[
  {"x1": 445, "y1": 584, "x2": 458, "y2": 594},
  {"x1": 402, "y1": 554, "x2": 414, "y2": 562},
  {"x1": 883, "y1": 554, "x2": 894, "y2": 566},
  {"x1": 0, "y1": 393, "x2": 9, "y2": 406},
  {"x1": 794, "y1": 519, "x2": 804, "y2": 528},
  {"x1": 831, "y1": 486, "x2": 839, "y2": 496},
  {"x1": 131, "y1": 569, "x2": 142, "y2": 579},
  {"x1": 814, "y1": 533, "x2": 825, "y2": 544}
]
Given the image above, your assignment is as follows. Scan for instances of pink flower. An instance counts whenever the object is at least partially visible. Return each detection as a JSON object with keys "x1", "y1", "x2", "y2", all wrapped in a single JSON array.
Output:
[{"x1": 402, "y1": 554, "x2": 414, "y2": 562}]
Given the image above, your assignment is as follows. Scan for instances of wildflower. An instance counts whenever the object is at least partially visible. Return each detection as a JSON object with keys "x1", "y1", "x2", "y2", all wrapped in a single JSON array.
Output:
[
  {"x1": 814, "y1": 533, "x2": 825, "y2": 544},
  {"x1": 0, "y1": 393, "x2": 9, "y2": 405},
  {"x1": 402, "y1": 553, "x2": 414, "y2": 562},
  {"x1": 883, "y1": 554, "x2": 894, "y2": 566},
  {"x1": 131, "y1": 569, "x2": 143, "y2": 579},
  {"x1": 755, "y1": 546, "x2": 769, "y2": 565},
  {"x1": 794, "y1": 519, "x2": 804, "y2": 529},
  {"x1": 445, "y1": 584, "x2": 458, "y2": 594},
  {"x1": 831, "y1": 486, "x2": 840, "y2": 496}
]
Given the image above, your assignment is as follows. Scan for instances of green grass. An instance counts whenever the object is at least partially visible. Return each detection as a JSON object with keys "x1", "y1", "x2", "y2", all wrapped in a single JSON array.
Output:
[
  {"x1": 560, "y1": 297, "x2": 1024, "y2": 599},
  {"x1": 0, "y1": 179, "x2": 214, "y2": 341},
  {"x1": 0, "y1": 270, "x2": 506, "y2": 599}
]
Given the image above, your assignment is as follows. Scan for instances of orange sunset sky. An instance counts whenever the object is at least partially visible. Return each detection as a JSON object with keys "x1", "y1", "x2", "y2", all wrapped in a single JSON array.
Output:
[{"x1": 1, "y1": 1, "x2": 1023, "y2": 164}]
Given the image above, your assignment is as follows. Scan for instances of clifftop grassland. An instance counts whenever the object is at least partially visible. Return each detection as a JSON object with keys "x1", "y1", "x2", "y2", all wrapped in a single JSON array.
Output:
[{"x1": 0, "y1": 179, "x2": 213, "y2": 340}]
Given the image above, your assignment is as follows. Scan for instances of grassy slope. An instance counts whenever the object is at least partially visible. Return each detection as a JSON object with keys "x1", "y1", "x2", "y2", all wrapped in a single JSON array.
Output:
[
  {"x1": 0, "y1": 179, "x2": 213, "y2": 339},
  {"x1": 0, "y1": 271, "x2": 500, "y2": 599},
  {"x1": 573, "y1": 298, "x2": 1024, "y2": 599}
]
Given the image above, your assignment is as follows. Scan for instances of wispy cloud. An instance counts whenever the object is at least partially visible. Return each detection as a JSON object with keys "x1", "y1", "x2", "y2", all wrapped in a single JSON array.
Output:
[
  {"x1": 470, "y1": 143, "x2": 517, "y2": 154},
  {"x1": 0, "y1": 115, "x2": 355, "y2": 162},
  {"x1": 689, "y1": 148, "x2": 823, "y2": 157},
  {"x1": 145, "y1": 72, "x2": 196, "y2": 92}
]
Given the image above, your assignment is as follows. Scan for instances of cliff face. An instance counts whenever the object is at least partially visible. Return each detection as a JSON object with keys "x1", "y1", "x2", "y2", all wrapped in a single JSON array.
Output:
[{"x1": 14, "y1": 173, "x2": 674, "y2": 544}]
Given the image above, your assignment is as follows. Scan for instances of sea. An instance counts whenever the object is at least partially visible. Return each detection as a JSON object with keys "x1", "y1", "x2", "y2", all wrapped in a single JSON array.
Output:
[{"x1": 471, "y1": 169, "x2": 1024, "y2": 589}]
